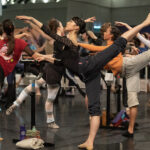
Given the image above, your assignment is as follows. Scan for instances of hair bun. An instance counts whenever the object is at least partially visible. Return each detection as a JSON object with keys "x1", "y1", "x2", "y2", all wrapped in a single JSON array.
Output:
[{"x1": 72, "y1": 16, "x2": 86, "y2": 34}]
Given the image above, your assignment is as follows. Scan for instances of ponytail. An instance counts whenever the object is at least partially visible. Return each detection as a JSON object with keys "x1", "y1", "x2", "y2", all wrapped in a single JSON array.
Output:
[
  {"x1": 6, "y1": 34, "x2": 15, "y2": 56},
  {"x1": 2, "y1": 19, "x2": 15, "y2": 56}
]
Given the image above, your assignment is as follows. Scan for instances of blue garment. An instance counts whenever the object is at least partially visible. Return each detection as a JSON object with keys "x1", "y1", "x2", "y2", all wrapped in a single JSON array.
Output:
[
  {"x1": 139, "y1": 46, "x2": 148, "y2": 54},
  {"x1": 29, "y1": 44, "x2": 36, "y2": 50},
  {"x1": 7, "y1": 62, "x2": 24, "y2": 84}
]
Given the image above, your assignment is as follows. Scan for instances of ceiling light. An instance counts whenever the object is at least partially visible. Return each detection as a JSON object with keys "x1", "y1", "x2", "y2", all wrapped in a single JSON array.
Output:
[
  {"x1": 31, "y1": 0, "x2": 36, "y2": 3},
  {"x1": 43, "y1": 0, "x2": 49, "y2": 3},
  {"x1": 2, "y1": 0, "x2": 7, "y2": 5},
  {"x1": 56, "y1": 0, "x2": 61, "y2": 2},
  {"x1": 10, "y1": 0, "x2": 15, "y2": 4},
  {"x1": 94, "y1": 25, "x2": 101, "y2": 29}
]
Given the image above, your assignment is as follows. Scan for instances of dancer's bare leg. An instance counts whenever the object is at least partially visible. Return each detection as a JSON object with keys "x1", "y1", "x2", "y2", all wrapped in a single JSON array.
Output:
[
  {"x1": 128, "y1": 106, "x2": 138, "y2": 134},
  {"x1": 78, "y1": 116, "x2": 100, "y2": 150}
]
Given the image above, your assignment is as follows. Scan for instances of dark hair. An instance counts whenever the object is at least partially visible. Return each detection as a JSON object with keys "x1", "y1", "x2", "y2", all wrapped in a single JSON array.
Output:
[
  {"x1": 72, "y1": 16, "x2": 86, "y2": 34},
  {"x1": 48, "y1": 18, "x2": 60, "y2": 34},
  {"x1": 134, "y1": 32, "x2": 149, "y2": 47},
  {"x1": 110, "y1": 26, "x2": 121, "y2": 41},
  {"x1": 142, "y1": 32, "x2": 149, "y2": 39},
  {"x1": 2, "y1": 19, "x2": 15, "y2": 56},
  {"x1": 100, "y1": 22, "x2": 111, "y2": 36},
  {"x1": 133, "y1": 37, "x2": 140, "y2": 47}
]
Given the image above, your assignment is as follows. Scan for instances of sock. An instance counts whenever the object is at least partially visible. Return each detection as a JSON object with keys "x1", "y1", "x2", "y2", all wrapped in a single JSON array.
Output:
[
  {"x1": 47, "y1": 117, "x2": 55, "y2": 124},
  {"x1": 17, "y1": 89, "x2": 29, "y2": 104}
]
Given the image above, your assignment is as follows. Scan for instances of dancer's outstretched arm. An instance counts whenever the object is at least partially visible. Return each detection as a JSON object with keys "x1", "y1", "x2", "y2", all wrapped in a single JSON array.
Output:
[
  {"x1": 115, "y1": 20, "x2": 150, "y2": 47},
  {"x1": 16, "y1": 16, "x2": 43, "y2": 28},
  {"x1": 24, "y1": 20, "x2": 54, "y2": 43},
  {"x1": 121, "y1": 13, "x2": 150, "y2": 41},
  {"x1": 79, "y1": 14, "x2": 150, "y2": 53}
]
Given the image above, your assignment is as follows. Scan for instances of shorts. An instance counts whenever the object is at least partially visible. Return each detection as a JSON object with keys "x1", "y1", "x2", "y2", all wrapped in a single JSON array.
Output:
[{"x1": 127, "y1": 92, "x2": 139, "y2": 107}]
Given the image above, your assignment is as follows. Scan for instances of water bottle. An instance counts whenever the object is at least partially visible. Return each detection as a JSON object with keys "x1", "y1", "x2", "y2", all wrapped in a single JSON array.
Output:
[
  {"x1": 20, "y1": 125, "x2": 26, "y2": 140},
  {"x1": 102, "y1": 107, "x2": 106, "y2": 126}
]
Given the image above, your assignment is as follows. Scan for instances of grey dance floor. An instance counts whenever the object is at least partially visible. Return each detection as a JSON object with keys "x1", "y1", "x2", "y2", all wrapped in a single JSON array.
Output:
[{"x1": 0, "y1": 88, "x2": 150, "y2": 150}]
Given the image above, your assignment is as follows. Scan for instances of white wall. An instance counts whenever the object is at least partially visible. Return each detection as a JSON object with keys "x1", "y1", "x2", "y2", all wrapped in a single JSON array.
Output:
[
  {"x1": 70, "y1": 0, "x2": 112, "y2": 7},
  {"x1": 112, "y1": 0, "x2": 150, "y2": 8},
  {"x1": 67, "y1": 0, "x2": 111, "y2": 29},
  {"x1": 111, "y1": 6, "x2": 150, "y2": 25},
  {"x1": 0, "y1": 0, "x2": 150, "y2": 27},
  {"x1": 0, "y1": 1, "x2": 2, "y2": 16},
  {"x1": 0, "y1": 2, "x2": 67, "y2": 27}
]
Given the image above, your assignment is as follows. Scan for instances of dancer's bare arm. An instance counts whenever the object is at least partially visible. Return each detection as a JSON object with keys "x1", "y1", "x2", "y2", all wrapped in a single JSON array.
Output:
[
  {"x1": 116, "y1": 19, "x2": 150, "y2": 47},
  {"x1": 16, "y1": 16, "x2": 43, "y2": 28},
  {"x1": 121, "y1": 13, "x2": 150, "y2": 41}
]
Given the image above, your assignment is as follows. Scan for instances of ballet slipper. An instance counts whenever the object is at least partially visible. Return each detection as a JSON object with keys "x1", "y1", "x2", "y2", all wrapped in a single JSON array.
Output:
[
  {"x1": 6, "y1": 105, "x2": 16, "y2": 115},
  {"x1": 48, "y1": 122, "x2": 59, "y2": 129},
  {"x1": 78, "y1": 143, "x2": 93, "y2": 150}
]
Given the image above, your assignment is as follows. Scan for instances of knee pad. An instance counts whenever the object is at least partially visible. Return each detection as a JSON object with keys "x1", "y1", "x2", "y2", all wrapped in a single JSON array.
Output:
[
  {"x1": 24, "y1": 86, "x2": 32, "y2": 94},
  {"x1": 47, "y1": 84, "x2": 60, "y2": 101},
  {"x1": 17, "y1": 88, "x2": 29, "y2": 104}
]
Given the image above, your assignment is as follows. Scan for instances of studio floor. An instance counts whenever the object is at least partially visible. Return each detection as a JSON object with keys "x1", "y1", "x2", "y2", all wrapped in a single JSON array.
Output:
[{"x1": 0, "y1": 88, "x2": 150, "y2": 150}]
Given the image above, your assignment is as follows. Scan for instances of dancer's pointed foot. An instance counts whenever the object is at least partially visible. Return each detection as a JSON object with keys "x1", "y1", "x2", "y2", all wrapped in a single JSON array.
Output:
[
  {"x1": 78, "y1": 142, "x2": 93, "y2": 150},
  {"x1": 48, "y1": 122, "x2": 59, "y2": 129}
]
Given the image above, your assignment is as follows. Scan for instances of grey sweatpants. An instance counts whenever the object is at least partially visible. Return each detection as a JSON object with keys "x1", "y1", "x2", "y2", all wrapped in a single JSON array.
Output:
[{"x1": 122, "y1": 50, "x2": 150, "y2": 107}]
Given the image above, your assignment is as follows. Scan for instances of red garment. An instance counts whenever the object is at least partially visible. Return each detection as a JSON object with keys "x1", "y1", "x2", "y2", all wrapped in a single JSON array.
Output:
[{"x1": 0, "y1": 38, "x2": 28, "y2": 76}]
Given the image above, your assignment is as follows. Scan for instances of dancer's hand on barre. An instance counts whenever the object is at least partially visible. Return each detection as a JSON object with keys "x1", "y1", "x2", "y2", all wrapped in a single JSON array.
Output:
[
  {"x1": 115, "y1": 21, "x2": 132, "y2": 30},
  {"x1": 32, "y1": 52, "x2": 43, "y2": 60},
  {"x1": 35, "y1": 55, "x2": 46, "y2": 62},
  {"x1": 85, "y1": 16, "x2": 96, "y2": 23},
  {"x1": 36, "y1": 54, "x2": 55, "y2": 64}
]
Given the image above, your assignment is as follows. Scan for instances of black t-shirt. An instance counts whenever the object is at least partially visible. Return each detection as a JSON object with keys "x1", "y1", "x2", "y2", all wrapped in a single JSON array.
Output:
[{"x1": 41, "y1": 24, "x2": 80, "y2": 75}]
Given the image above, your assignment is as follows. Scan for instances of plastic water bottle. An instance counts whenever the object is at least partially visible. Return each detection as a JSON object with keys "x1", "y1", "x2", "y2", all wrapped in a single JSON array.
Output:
[
  {"x1": 20, "y1": 125, "x2": 26, "y2": 140},
  {"x1": 102, "y1": 107, "x2": 106, "y2": 126}
]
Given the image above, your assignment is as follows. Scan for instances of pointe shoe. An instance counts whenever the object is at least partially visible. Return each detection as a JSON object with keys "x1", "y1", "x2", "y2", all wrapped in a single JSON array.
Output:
[{"x1": 78, "y1": 143, "x2": 93, "y2": 150}]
